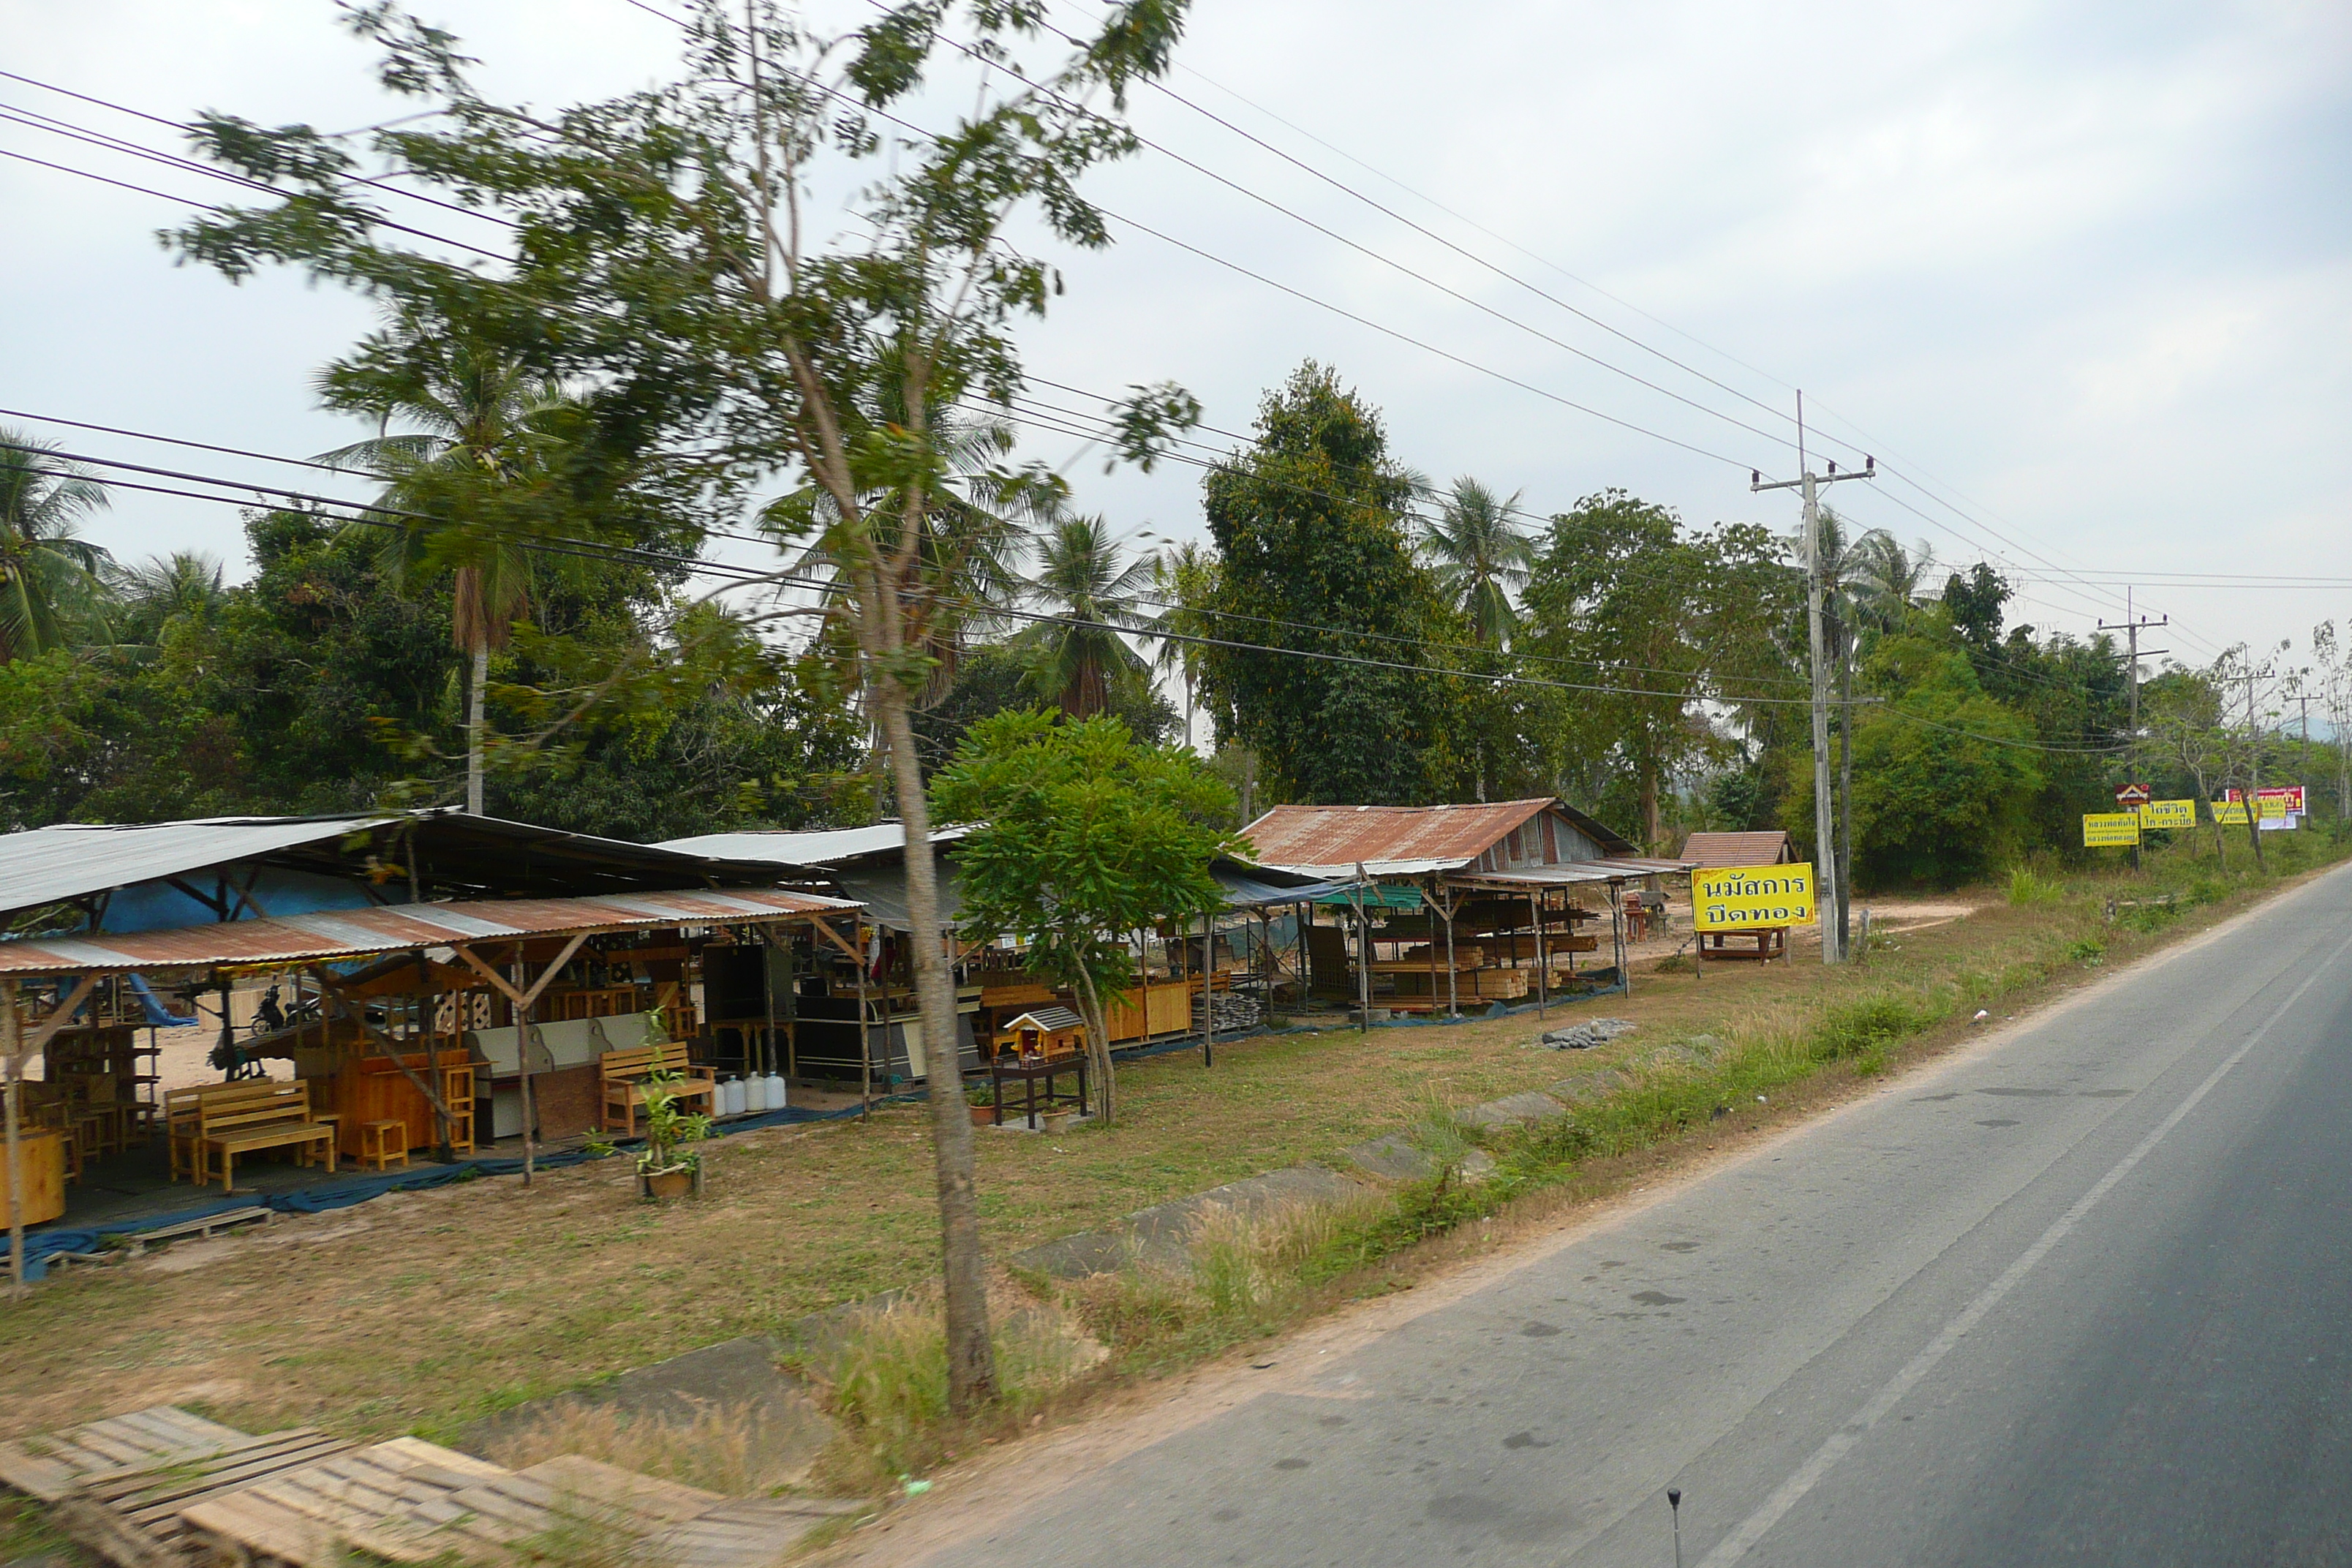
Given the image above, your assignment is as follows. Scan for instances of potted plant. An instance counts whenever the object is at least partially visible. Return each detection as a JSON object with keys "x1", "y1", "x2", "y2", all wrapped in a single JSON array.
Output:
[{"x1": 636, "y1": 1066, "x2": 712, "y2": 1200}]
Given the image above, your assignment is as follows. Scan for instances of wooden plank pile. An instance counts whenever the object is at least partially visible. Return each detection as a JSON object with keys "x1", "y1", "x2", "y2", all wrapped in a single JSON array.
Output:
[{"x1": 1, "y1": 1406, "x2": 862, "y2": 1568}]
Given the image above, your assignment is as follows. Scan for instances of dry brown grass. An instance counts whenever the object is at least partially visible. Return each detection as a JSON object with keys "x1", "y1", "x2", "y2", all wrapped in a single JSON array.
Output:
[{"x1": 478, "y1": 1399, "x2": 785, "y2": 1500}]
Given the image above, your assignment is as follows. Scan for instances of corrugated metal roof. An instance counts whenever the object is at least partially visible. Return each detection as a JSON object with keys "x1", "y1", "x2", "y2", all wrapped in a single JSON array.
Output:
[
  {"x1": 0, "y1": 886, "x2": 859, "y2": 977},
  {"x1": 1237, "y1": 798, "x2": 1640, "y2": 878},
  {"x1": 1678, "y1": 831, "x2": 1793, "y2": 867},
  {"x1": 0, "y1": 811, "x2": 816, "y2": 921},
  {"x1": 1240, "y1": 799, "x2": 1553, "y2": 872},
  {"x1": 0, "y1": 815, "x2": 392, "y2": 918},
  {"x1": 657, "y1": 823, "x2": 968, "y2": 867}
]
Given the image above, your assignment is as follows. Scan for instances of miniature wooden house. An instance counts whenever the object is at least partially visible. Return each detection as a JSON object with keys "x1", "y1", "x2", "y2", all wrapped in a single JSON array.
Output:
[{"x1": 992, "y1": 1006, "x2": 1087, "y2": 1063}]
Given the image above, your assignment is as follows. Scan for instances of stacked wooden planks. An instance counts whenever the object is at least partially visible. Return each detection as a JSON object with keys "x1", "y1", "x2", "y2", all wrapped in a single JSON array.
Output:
[
  {"x1": 0, "y1": 1406, "x2": 252, "y2": 1504},
  {"x1": 5, "y1": 1408, "x2": 864, "y2": 1568},
  {"x1": 52, "y1": 1428, "x2": 358, "y2": 1568}
]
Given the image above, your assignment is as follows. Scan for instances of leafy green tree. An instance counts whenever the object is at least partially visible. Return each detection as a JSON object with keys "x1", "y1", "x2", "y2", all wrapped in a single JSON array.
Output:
[
  {"x1": 1524, "y1": 491, "x2": 1787, "y2": 849},
  {"x1": 1012, "y1": 512, "x2": 1154, "y2": 717},
  {"x1": 109, "y1": 552, "x2": 228, "y2": 649},
  {"x1": 1199, "y1": 363, "x2": 1462, "y2": 804},
  {"x1": 933, "y1": 709, "x2": 1237, "y2": 1122},
  {"x1": 0, "y1": 431, "x2": 114, "y2": 660},
  {"x1": 172, "y1": 0, "x2": 1198, "y2": 1411},
  {"x1": 1790, "y1": 627, "x2": 2043, "y2": 886}
]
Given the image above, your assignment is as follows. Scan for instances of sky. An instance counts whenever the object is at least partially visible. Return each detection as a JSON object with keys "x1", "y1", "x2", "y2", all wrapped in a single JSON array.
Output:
[{"x1": 4, "y1": 0, "x2": 2348, "y2": 689}]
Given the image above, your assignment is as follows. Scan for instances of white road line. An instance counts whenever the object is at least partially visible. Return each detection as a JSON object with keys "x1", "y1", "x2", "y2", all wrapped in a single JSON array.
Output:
[{"x1": 1696, "y1": 925, "x2": 2352, "y2": 1566}]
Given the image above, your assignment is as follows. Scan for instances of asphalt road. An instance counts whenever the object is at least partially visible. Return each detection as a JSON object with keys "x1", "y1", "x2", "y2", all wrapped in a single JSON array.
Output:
[{"x1": 905, "y1": 862, "x2": 2352, "y2": 1568}]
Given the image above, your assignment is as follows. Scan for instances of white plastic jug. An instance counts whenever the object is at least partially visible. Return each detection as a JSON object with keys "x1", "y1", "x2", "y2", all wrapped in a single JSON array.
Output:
[
  {"x1": 764, "y1": 1073, "x2": 788, "y2": 1111},
  {"x1": 743, "y1": 1074, "x2": 769, "y2": 1113},
  {"x1": 720, "y1": 1077, "x2": 745, "y2": 1116}
]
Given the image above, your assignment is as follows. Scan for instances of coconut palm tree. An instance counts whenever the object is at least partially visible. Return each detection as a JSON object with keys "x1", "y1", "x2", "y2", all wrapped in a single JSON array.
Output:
[
  {"x1": 111, "y1": 551, "x2": 227, "y2": 645},
  {"x1": 1849, "y1": 531, "x2": 1938, "y2": 633},
  {"x1": 0, "y1": 429, "x2": 115, "y2": 660},
  {"x1": 313, "y1": 321, "x2": 569, "y2": 815},
  {"x1": 1014, "y1": 512, "x2": 1155, "y2": 718},
  {"x1": 1421, "y1": 477, "x2": 1532, "y2": 801},
  {"x1": 1420, "y1": 477, "x2": 1533, "y2": 649},
  {"x1": 1144, "y1": 540, "x2": 1217, "y2": 751}
]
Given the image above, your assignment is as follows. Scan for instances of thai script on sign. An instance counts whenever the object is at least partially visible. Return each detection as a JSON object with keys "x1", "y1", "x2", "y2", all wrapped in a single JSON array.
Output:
[{"x1": 1692, "y1": 864, "x2": 1815, "y2": 930}]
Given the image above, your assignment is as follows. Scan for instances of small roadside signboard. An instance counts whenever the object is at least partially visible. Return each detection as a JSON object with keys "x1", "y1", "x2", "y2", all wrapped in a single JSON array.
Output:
[
  {"x1": 1692, "y1": 864, "x2": 1814, "y2": 930},
  {"x1": 2114, "y1": 783, "x2": 2152, "y2": 807},
  {"x1": 2082, "y1": 812, "x2": 2142, "y2": 848},
  {"x1": 2138, "y1": 799, "x2": 2196, "y2": 830}
]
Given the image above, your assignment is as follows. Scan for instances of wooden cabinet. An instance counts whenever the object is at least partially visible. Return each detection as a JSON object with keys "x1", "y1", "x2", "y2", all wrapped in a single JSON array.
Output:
[
  {"x1": 1, "y1": 1128, "x2": 67, "y2": 1226},
  {"x1": 309, "y1": 1050, "x2": 473, "y2": 1158}
]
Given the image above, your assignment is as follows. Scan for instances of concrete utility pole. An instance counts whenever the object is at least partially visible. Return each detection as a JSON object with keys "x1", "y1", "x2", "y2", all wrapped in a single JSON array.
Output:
[
  {"x1": 1752, "y1": 393, "x2": 1874, "y2": 965},
  {"x1": 2097, "y1": 593, "x2": 2168, "y2": 872}
]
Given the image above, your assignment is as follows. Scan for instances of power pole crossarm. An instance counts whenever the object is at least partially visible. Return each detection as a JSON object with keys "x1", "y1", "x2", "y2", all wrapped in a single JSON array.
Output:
[{"x1": 1752, "y1": 393, "x2": 1875, "y2": 965}]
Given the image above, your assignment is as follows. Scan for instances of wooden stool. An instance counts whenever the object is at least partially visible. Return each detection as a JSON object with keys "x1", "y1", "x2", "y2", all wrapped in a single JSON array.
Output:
[{"x1": 358, "y1": 1119, "x2": 409, "y2": 1172}]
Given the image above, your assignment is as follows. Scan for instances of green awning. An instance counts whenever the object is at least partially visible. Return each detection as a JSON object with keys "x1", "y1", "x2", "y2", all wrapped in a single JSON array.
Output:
[{"x1": 1311, "y1": 883, "x2": 1425, "y2": 911}]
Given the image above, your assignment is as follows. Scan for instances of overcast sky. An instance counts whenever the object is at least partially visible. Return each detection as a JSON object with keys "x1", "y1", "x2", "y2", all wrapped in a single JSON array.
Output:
[{"x1": 4, "y1": 0, "x2": 2348, "y2": 681}]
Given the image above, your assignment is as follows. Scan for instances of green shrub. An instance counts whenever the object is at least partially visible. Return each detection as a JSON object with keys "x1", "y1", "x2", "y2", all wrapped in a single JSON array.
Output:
[
  {"x1": 1811, "y1": 994, "x2": 1934, "y2": 1065},
  {"x1": 2065, "y1": 936, "x2": 2106, "y2": 966},
  {"x1": 2007, "y1": 867, "x2": 2066, "y2": 907}
]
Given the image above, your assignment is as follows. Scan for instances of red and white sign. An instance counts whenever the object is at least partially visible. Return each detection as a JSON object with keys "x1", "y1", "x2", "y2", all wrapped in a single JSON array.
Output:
[{"x1": 2114, "y1": 783, "x2": 2152, "y2": 806}]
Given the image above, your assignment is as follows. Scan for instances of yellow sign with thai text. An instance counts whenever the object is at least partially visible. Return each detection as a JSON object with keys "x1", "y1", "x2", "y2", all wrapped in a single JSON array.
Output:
[
  {"x1": 2082, "y1": 813, "x2": 2141, "y2": 847},
  {"x1": 2137, "y1": 799, "x2": 2195, "y2": 830},
  {"x1": 1692, "y1": 864, "x2": 1815, "y2": 930},
  {"x1": 2211, "y1": 798, "x2": 2285, "y2": 825}
]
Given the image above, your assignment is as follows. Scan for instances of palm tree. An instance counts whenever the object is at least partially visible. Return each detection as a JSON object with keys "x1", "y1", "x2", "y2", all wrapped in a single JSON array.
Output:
[
  {"x1": 1014, "y1": 512, "x2": 1155, "y2": 718},
  {"x1": 1145, "y1": 540, "x2": 1217, "y2": 751},
  {"x1": 0, "y1": 430, "x2": 114, "y2": 660},
  {"x1": 111, "y1": 551, "x2": 227, "y2": 645},
  {"x1": 765, "y1": 415, "x2": 1041, "y2": 804},
  {"x1": 1420, "y1": 477, "x2": 1533, "y2": 649},
  {"x1": 1421, "y1": 477, "x2": 1532, "y2": 800},
  {"x1": 1849, "y1": 532, "x2": 1938, "y2": 633},
  {"x1": 314, "y1": 320, "x2": 568, "y2": 815}
]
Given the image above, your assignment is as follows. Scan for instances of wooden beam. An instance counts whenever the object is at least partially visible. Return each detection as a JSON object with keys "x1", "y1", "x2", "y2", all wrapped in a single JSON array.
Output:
[
  {"x1": 806, "y1": 916, "x2": 860, "y2": 963},
  {"x1": 18, "y1": 976, "x2": 99, "y2": 1058}
]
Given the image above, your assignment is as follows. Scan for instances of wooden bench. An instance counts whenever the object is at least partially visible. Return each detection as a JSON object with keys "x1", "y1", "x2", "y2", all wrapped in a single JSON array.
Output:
[
  {"x1": 599, "y1": 1041, "x2": 716, "y2": 1136},
  {"x1": 168, "y1": 1080, "x2": 336, "y2": 1191}
]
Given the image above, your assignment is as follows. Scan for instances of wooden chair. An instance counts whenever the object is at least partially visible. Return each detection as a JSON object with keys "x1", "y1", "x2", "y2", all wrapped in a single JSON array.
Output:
[{"x1": 598, "y1": 1041, "x2": 715, "y2": 1137}]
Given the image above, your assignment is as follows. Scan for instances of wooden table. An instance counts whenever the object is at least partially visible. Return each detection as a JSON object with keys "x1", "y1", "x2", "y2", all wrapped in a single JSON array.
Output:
[{"x1": 981, "y1": 1054, "x2": 1088, "y2": 1126}]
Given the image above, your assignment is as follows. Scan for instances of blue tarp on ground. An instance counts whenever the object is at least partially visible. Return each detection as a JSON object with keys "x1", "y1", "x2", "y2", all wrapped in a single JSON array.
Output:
[{"x1": 15, "y1": 1103, "x2": 846, "y2": 1281}]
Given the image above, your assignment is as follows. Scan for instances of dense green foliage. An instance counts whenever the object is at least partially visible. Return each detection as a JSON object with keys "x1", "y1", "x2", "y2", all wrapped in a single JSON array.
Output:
[
  {"x1": 0, "y1": 510, "x2": 861, "y2": 837},
  {"x1": 1198, "y1": 364, "x2": 1466, "y2": 805}
]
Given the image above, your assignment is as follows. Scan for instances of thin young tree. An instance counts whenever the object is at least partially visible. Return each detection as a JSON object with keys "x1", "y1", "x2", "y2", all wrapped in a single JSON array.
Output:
[
  {"x1": 1145, "y1": 540, "x2": 1215, "y2": 752},
  {"x1": 172, "y1": 0, "x2": 1196, "y2": 1411}
]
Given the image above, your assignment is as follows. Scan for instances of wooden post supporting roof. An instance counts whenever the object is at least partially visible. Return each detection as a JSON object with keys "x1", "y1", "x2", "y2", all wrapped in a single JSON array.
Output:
[
  {"x1": 7, "y1": 974, "x2": 96, "y2": 1294},
  {"x1": 453, "y1": 932, "x2": 590, "y2": 1186}
]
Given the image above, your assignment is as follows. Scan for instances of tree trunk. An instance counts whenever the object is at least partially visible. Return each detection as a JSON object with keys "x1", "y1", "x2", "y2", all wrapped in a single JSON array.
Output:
[
  {"x1": 874, "y1": 692, "x2": 997, "y2": 1412},
  {"x1": 467, "y1": 641, "x2": 489, "y2": 816},
  {"x1": 1639, "y1": 762, "x2": 1660, "y2": 853},
  {"x1": 2239, "y1": 783, "x2": 2267, "y2": 872},
  {"x1": 1067, "y1": 962, "x2": 1117, "y2": 1124}
]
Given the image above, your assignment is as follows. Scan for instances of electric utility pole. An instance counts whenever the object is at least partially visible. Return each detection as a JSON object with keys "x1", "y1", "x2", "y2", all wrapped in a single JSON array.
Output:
[
  {"x1": 1753, "y1": 392, "x2": 1874, "y2": 965},
  {"x1": 2097, "y1": 593, "x2": 2167, "y2": 872}
]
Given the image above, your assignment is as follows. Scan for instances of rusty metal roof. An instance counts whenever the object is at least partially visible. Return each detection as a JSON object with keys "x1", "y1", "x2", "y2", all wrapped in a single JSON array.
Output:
[
  {"x1": 1445, "y1": 857, "x2": 1697, "y2": 888},
  {"x1": 1238, "y1": 798, "x2": 1637, "y2": 876},
  {"x1": 1678, "y1": 831, "x2": 1794, "y2": 867},
  {"x1": 0, "y1": 886, "x2": 858, "y2": 978}
]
